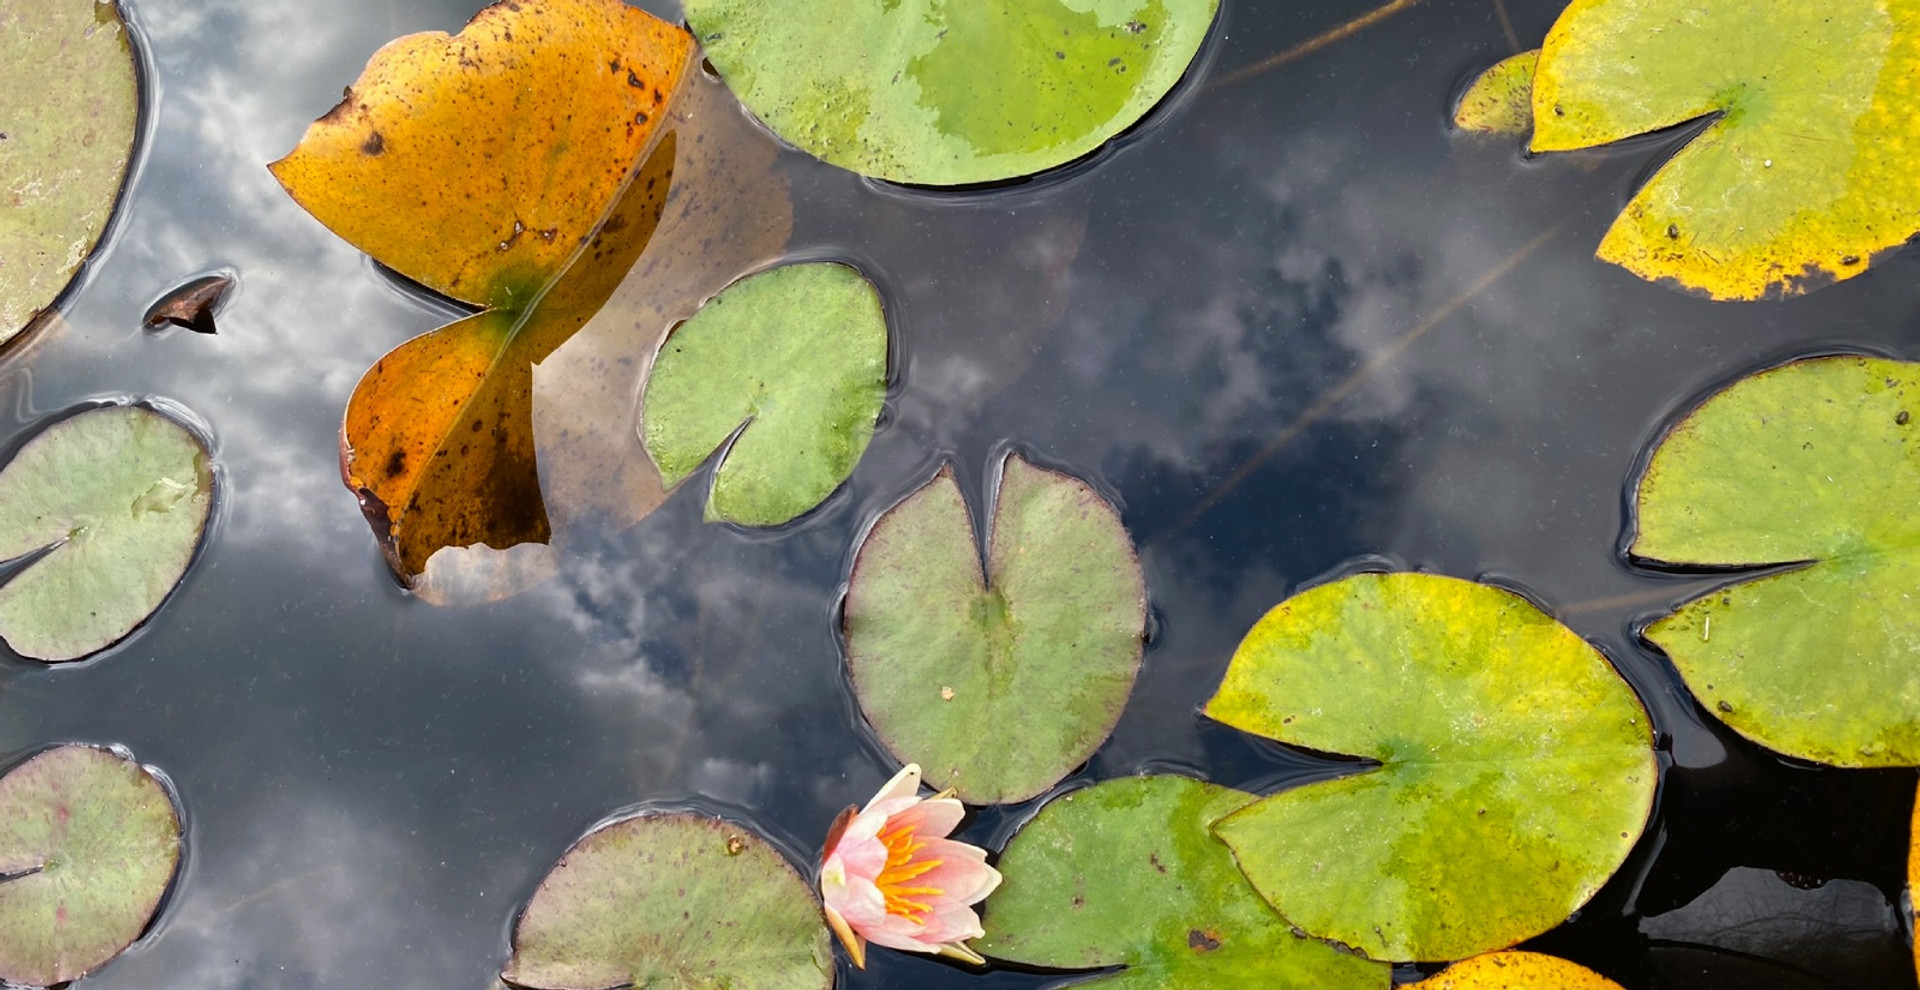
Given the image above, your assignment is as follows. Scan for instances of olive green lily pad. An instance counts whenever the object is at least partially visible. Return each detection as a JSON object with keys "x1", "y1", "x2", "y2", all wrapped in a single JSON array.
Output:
[
  {"x1": 1204, "y1": 572, "x2": 1656, "y2": 962},
  {"x1": 0, "y1": 744, "x2": 182, "y2": 987},
  {"x1": 502, "y1": 812, "x2": 832, "y2": 990},
  {"x1": 0, "y1": 0, "x2": 141, "y2": 344},
  {"x1": 0, "y1": 405, "x2": 214, "y2": 662},
  {"x1": 842, "y1": 454, "x2": 1146, "y2": 805},
  {"x1": 642, "y1": 262, "x2": 887, "y2": 527},
  {"x1": 681, "y1": 0, "x2": 1220, "y2": 185},
  {"x1": 1454, "y1": 50, "x2": 1537, "y2": 136},
  {"x1": 976, "y1": 775, "x2": 1389, "y2": 989},
  {"x1": 1530, "y1": 0, "x2": 1920, "y2": 300},
  {"x1": 1633, "y1": 355, "x2": 1920, "y2": 767}
]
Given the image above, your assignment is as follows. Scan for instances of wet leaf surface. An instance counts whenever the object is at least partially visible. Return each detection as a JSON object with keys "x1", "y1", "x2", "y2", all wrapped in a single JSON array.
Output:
[
  {"x1": 0, "y1": 745, "x2": 181, "y2": 987},
  {"x1": 1634, "y1": 355, "x2": 1920, "y2": 767},
  {"x1": 1204, "y1": 572, "x2": 1656, "y2": 962},
  {"x1": 641, "y1": 262, "x2": 887, "y2": 527},
  {"x1": 1531, "y1": 0, "x2": 1920, "y2": 299},
  {"x1": 843, "y1": 454, "x2": 1146, "y2": 805},
  {"x1": 682, "y1": 0, "x2": 1220, "y2": 185},
  {"x1": 976, "y1": 775, "x2": 1388, "y2": 989},
  {"x1": 1453, "y1": 51, "x2": 1537, "y2": 136},
  {"x1": 0, "y1": 0, "x2": 140, "y2": 347},
  {"x1": 269, "y1": 0, "x2": 690, "y2": 587},
  {"x1": 142, "y1": 273, "x2": 235, "y2": 335},
  {"x1": 501, "y1": 812, "x2": 831, "y2": 990},
  {"x1": 1407, "y1": 951, "x2": 1625, "y2": 989},
  {"x1": 0, "y1": 404, "x2": 213, "y2": 662}
]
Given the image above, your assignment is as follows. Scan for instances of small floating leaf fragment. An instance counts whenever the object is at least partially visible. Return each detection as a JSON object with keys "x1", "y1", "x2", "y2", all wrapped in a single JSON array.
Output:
[
  {"x1": 1453, "y1": 50, "x2": 1538, "y2": 135},
  {"x1": 501, "y1": 812, "x2": 831, "y2": 990},
  {"x1": 0, "y1": 0, "x2": 141, "y2": 346},
  {"x1": 1407, "y1": 951, "x2": 1627, "y2": 989},
  {"x1": 1530, "y1": 0, "x2": 1920, "y2": 299},
  {"x1": 0, "y1": 745, "x2": 182, "y2": 987},
  {"x1": 641, "y1": 262, "x2": 888, "y2": 527},
  {"x1": 1204, "y1": 572, "x2": 1656, "y2": 961},
  {"x1": 1634, "y1": 355, "x2": 1920, "y2": 767},
  {"x1": 977, "y1": 775, "x2": 1389, "y2": 988},
  {"x1": 142, "y1": 273, "x2": 236, "y2": 335},
  {"x1": 682, "y1": 0, "x2": 1221, "y2": 185},
  {"x1": 0, "y1": 405, "x2": 214, "y2": 662},
  {"x1": 842, "y1": 453, "x2": 1146, "y2": 805}
]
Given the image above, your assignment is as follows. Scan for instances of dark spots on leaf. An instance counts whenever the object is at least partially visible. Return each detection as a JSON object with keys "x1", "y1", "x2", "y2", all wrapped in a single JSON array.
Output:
[
  {"x1": 1666, "y1": 223, "x2": 1679, "y2": 239},
  {"x1": 1055, "y1": 50, "x2": 1066, "y2": 59},
  {"x1": 361, "y1": 130, "x2": 385, "y2": 155},
  {"x1": 609, "y1": 59, "x2": 620, "y2": 73},
  {"x1": 1842, "y1": 254, "x2": 1862, "y2": 265},
  {"x1": 1553, "y1": 104, "x2": 1565, "y2": 116},
  {"x1": 1718, "y1": 700, "x2": 1734, "y2": 713},
  {"x1": 634, "y1": 111, "x2": 649, "y2": 125},
  {"x1": 1070, "y1": 894, "x2": 1085, "y2": 908},
  {"x1": 1126, "y1": 20, "x2": 1147, "y2": 33},
  {"x1": 385, "y1": 450, "x2": 406, "y2": 478},
  {"x1": 1187, "y1": 929, "x2": 1221, "y2": 952},
  {"x1": 1898, "y1": 410, "x2": 1910, "y2": 426},
  {"x1": 627, "y1": 67, "x2": 643, "y2": 88},
  {"x1": 1148, "y1": 852, "x2": 1166, "y2": 873}
]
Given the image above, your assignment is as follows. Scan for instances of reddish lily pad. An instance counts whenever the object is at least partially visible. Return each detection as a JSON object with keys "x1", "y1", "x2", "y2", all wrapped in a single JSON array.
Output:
[
  {"x1": 503, "y1": 812, "x2": 831, "y2": 990},
  {"x1": 0, "y1": 745, "x2": 182, "y2": 987}
]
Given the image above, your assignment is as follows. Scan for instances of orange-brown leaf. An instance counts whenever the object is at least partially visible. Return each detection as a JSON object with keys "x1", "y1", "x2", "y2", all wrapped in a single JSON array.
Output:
[{"x1": 268, "y1": 0, "x2": 689, "y2": 308}]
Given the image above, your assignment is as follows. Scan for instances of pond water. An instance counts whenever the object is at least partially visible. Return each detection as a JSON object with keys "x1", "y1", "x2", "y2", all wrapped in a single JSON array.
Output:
[{"x1": 6, "y1": 0, "x2": 1920, "y2": 987}]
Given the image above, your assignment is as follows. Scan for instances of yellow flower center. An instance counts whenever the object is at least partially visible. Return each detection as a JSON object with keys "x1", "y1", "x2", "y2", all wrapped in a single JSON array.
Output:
[{"x1": 875, "y1": 818, "x2": 945, "y2": 921}]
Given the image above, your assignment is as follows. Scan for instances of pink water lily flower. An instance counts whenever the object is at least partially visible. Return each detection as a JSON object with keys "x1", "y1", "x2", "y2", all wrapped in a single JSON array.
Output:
[{"x1": 819, "y1": 763, "x2": 1002, "y2": 968}]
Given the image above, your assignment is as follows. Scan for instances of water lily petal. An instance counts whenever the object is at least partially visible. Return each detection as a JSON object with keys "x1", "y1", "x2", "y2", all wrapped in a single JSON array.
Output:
[
  {"x1": 917, "y1": 900, "x2": 987, "y2": 944},
  {"x1": 910, "y1": 840, "x2": 1002, "y2": 905},
  {"x1": 864, "y1": 764, "x2": 923, "y2": 811},
  {"x1": 831, "y1": 871, "x2": 891, "y2": 928},
  {"x1": 887, "y1": 795, "x2": 965, "y2": 839}
]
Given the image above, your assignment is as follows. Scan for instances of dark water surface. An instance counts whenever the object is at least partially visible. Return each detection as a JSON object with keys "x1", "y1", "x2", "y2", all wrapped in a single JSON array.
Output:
[{"x1": 7, "y1": 0, "x2": 1920, "y2": 987}]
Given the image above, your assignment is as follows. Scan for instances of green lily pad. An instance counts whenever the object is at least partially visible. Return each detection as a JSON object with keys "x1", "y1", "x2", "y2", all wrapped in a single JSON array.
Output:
[
  {"x1": 1204, "y1": 572, "x2": 1657, "y2": 962},
  {"x1": 681, "y1": 0, "x2": 1220, "y2": 186},
  {"x1": 976, "y1": 775, "x2": 1389, "y2": 989},
  {"x1": 1453, "y1": 50, "x2": 1537, "y2": 136},
  {"x1": 842, "y1": 454, "x2": 1145, "y2": 805},
  {"x1": 0, "y1": 744, "x2": 182, "y2": 987},
  {"x1": 1530, "y1": 0, "x2": 1920, "y2": 300},
  {"x1": 0, "y1": 405, "x2": 214, "y2": 662},
  {"x1": 0, "y1": 0, "x2": 141, "y2": 344},
  {"x1": 641, "y1": 262, "x2": 887, "y2": 527},
  {"x1": 502, "y1": 812, "x2": 832, "y2": 990},
  {"x1": 1633, "y1": 355, "x2": 1920, "y2": 767}
]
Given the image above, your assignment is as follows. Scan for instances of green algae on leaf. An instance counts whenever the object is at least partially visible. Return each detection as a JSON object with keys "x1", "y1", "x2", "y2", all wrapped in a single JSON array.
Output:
[
  {"x1": 976, "y1": 775, "x2": 1389, "y2": 989},
  {"x1": 1205, "y1": 572, "x2": 1656, "y2": 962},
  {"x1": 1453, "y1": 50, "x2": 1538, "y2": 136},
  {"x1": 0, "y1": 405, "x2": 213, "y2": 662},
  {"x1": 502, "y1": 813, "x2": 832, "y2": 990},
  {"x1": 0, "y1": 745, "x2": 182, "y2": 987},
  {"x1": 1633, "y1": 355, "x2": 1920, "y2": 767},
  {"x1": 641, "y1": 263, "x2": 887, "y2": 527},
  {"x1": 0, "y1": 0, "x2": 141, "y2": 345},
  {"x1": 681, "y1": 0, "x2": 1220, "y2": 186},
  {"x1": 843, "y1": 454, "x2": 1146, "y2": 805},
  {"x1": 1530, "y1": 0, "x2": 1920, "y2": 300}
]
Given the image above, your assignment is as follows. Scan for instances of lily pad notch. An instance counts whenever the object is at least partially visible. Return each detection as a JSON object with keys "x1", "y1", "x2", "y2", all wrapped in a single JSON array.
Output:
[
  {"x1": 0, "y1": 744, "x2": 184, "y2": 987},
  {"x1": 0, "y1": 403, "x2": 216, "y2": 662},
  {"x1": 842, "y1": 452, "x2": 1147, "y2": 805}
]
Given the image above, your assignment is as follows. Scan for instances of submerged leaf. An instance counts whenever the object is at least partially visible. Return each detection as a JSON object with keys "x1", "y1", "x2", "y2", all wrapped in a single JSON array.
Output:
[
  {"x1": 641, "y1": 263, "x2": 887, "y2": 527},
  {"x1": 843, "y1": 454, "x2": 1145, "y2": 805},
  {"x1": 1530, "y1": 0, "x2": 1920, "y2": 299},
  {"x1": 270, "y1": 0, "x2": 690, "y2": 586},
  {"x1": 1634, "y1": 355, "x2": 1920, "y2": 767},
  {"x1": 502, "y1": 812, "x2": 831, "y2": 990},
  {"x1": 0, "y1": 745, "x2": 182, "y2": 987},
  {"x1": 0, "y1": 405, "x2": 214, "y2": 662},
  {"x1": 0, "y1": 0, "x2": 141, "y2": 344},
  {"x1": 1408, "y1": 952, "x2": 1627, "y2": 989},
  {"x1": 683, "y1": 0, "x2": 1220, "y2": 185},
  {"x1": 1205, "y1": 572, "x2": 1656, "y2": 962},
  {"x1": 976, "y1": 775, "x2": 1388, "y2": 989},
  {"x1": 1453, "y1": 51, "x2": 1538, "y2": 136}
]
